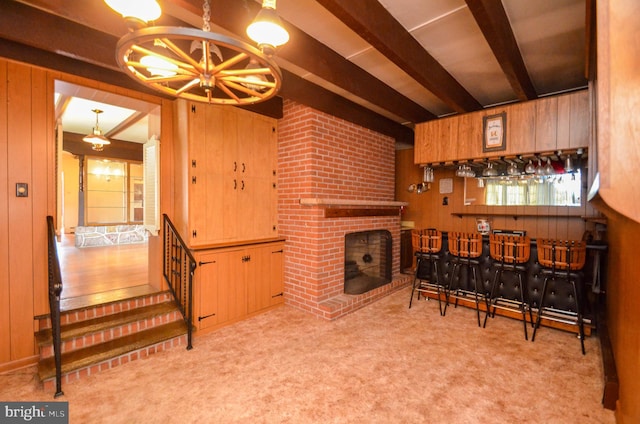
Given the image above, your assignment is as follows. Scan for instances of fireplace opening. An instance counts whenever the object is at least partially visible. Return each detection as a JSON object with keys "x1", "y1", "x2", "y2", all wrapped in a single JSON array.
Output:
[{"x1": 344, "y1": 230, "x2": 392, "y2": 295}]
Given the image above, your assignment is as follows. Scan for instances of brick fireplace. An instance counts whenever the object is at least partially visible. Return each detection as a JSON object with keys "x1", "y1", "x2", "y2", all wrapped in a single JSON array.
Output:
[{"x1": 277, "y1": 100, "x2": 411, "y2": 320}]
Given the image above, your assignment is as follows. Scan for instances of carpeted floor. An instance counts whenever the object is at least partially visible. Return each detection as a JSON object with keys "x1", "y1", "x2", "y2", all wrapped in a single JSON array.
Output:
[{"x1": 1, "y1": 287, "x2": 615, "y2": 423}]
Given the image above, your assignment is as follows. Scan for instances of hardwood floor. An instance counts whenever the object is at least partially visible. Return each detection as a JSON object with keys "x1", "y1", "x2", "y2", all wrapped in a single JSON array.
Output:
[{"x1": 57, "y1": 234, "x2": 155, "y2": 311}]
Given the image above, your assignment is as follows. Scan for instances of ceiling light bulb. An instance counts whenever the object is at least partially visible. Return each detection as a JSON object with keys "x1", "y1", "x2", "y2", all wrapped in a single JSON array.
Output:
[
  {"x1": 241, "y1": 59, "x2": 269, "y2": 92},
  {"x1": 140, "y1": 55, "x2": 178, "y2": 77},
  {"x1": 247, "y1": 2, "x2": 289, "y2": 55},
  {"x1": 104, "y1": 0, "x2": 161, "y2": 25}
]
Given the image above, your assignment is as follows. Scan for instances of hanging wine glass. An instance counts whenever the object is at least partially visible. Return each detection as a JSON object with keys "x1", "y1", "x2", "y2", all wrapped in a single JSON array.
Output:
[{"x1": 525, "y1": 160, "x2": 535, "y2": 174}]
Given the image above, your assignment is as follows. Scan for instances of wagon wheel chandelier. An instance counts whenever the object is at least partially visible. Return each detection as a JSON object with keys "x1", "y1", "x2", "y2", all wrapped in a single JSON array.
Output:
[{"x1": 105, "y1": 0, "x2": 289, "y2": 105}]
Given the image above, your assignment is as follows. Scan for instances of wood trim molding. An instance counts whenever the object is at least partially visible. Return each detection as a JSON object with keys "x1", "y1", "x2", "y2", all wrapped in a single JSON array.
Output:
[
  {"x1": 324, "y1": 208, "x2": 400, "y2": 218},
  {"x1": 299, "y1": 198, "x2": 407, "y2": 207}
]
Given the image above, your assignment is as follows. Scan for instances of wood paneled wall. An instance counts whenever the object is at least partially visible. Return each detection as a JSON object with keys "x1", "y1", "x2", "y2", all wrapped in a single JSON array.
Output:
[
  {"x1": 0, "y1": 60, "x2": 53, "y2": 368},
  {"x1": 595, "y1": 0, "x2": 640, "y2": 422},
  {"x1": 0, "y1": 58, "x2": 173, "y2": 372}
]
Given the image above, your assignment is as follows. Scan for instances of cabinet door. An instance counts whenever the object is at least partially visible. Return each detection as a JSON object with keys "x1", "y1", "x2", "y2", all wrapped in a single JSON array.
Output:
[
  {"x1": 196, "y1": 251, "x2": 220, "y2": 329},
  {"x1": 414, "y1": 121, "x2": 436, "y2": 164},
  {"x1": 456, "y1": 111, "x2": 483, "y2": 160},
  {"x1": 221, "y1": 107, "x2": 239, "y2": 241},
  {"x1": 188, "y1": 103, "x2": 225, "y2": 246},
  {"x1": 438, "y1": 117, "x2": 458, "y2": 163},
  {"x1": 269, "y1": 245, "x2": 285, "y2": 306},
  {"x1": 215, "y1": 249, "x2": 248, "y2": 323},
  {"x1": 556, "y1": 90, "x2": 590, "y2": 151},
  {"x1": 246, "y1": 243, "x2": 284, "y2": 313},
  {"x1": 569, "y1": 90, "x2": 589, "y2": 149},
  {"x1": 236, "y1": 110, "x2": 278, "y2": 240},
  {"x1": 535, "y1": 96, "x2": 558, "y2": 152},
  {"x1": 507, "y1": 102, "x2": 535, "y2": 156}
]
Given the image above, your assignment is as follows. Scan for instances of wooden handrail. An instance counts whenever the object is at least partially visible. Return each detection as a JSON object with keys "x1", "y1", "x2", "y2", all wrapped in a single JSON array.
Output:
[{"x1": 46, "y1": 216, "x2": 64, "y2": 398}]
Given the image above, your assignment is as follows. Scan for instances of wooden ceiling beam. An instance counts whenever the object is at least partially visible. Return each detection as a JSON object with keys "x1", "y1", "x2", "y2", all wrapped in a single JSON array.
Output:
[
  {"x1": 315, "y1": 0, "x2": 482, "y2": 114},
  {"x1": 465, "y1": 0, "x2": 537, "y2": 101},
  {"x1": 0, "y1": 1, "x2": 121, "y2": 71},
  {"x1": 104, "y1": 111, "x2": 147, "y2": 140}
]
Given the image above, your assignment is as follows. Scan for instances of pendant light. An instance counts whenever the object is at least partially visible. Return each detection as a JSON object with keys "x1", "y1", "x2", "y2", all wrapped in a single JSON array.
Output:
[
  {"x1": 105, "y1": 0, "x2": 289, "y2": 105},
  {"x1": 83, "y1": 109, "x2": 110, "y2": 152}
]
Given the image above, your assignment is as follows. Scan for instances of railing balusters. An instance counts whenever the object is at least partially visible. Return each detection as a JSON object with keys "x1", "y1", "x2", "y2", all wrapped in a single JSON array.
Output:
[{"x1": 162, "y1": 214, "x2": 195, "y2": 350}]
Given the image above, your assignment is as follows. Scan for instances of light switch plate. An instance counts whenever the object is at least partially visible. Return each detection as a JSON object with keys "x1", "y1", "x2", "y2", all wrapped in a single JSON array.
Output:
[{"x1": 16, "y1": 183, "x2": 28, "y2": 197}]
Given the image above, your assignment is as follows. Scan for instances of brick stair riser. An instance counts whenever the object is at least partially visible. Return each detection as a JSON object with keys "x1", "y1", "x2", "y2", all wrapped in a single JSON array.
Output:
[
  {"x1": 38, "y1": 310, "x2": 183, "y2": 359},
  {"x1": 41, "y1": 334, "x2": 187, "y2": 392},
  {"x1": 38, "y1": 292, "x2": 174, "y2": 330}
]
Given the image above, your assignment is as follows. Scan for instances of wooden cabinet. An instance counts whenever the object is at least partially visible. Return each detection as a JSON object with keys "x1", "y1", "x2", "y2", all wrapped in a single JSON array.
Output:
[
  {"x1": 174, "y1": 100, "x2": 278, "y2": 247},
  {"x1": 456, "y1": 112, "x2": 479, "y2": 160},
  {"x1": 194, "y1": 241, "x2": 284, "y2": 331},
  {"x1": 506, "y1": 102, "x2": 535, "y2": 156},
  {"x1": 414, "y1": 116, "x2": 458, "y2": 164},
  {"x1": 414, "y1": 90, "x2": 589, "y2": 165},
  {"x1": 556, "y1": 90, "x2": 590, "y2": 150},
  {"x1": 534, "y1": 96, "x2": 558, "y2": 152}
]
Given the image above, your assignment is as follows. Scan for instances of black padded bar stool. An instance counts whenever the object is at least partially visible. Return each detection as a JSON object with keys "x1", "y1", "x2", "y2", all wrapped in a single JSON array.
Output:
[
  {"x1": 448, "y1": 231, "x2": 486, "y2": 326},
  {"x1": 485, "y1": 233, "x2": 532, "y2": 340},
  {"x1": 409, "y1": 229, "x2": 447, "y2": 315},
  {"x1": 532, "y1": 239, "x2": 587, "y2": 354}
]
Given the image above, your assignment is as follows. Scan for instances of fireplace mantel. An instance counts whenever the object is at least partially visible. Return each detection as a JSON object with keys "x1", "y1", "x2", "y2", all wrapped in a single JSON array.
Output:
[
  {"x1": 300, "y1": 198, "x2": 408, "y2": 218},
  {"x1": 299, "y1": 198, "x2": 408, "y2": 207}
]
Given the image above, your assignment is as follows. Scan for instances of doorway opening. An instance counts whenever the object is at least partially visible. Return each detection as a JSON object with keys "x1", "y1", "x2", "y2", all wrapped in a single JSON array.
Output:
[{"x1": 54, "y1": 80, "x2": 161, "y2": 310}]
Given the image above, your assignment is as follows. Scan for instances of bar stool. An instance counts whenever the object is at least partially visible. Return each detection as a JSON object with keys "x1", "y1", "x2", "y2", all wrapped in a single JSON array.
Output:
[
  {"x1": 409, "y1": 229, "x2": 447, "y2": 315},
  {"x1": 448, "y1": 231, "x2": 486, "y2": 326},
  {"x1": 532, "y1": 239, "x2": 587, "y2": 354},
  {"x1": 484, "y1": 233, "x2": 532, "y2": 340}
]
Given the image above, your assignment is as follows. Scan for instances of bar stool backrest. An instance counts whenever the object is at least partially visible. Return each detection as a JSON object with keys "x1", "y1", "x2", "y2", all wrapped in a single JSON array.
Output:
[
  {"x1": 412, "y1": 228, "x2": 442, "y2": 254},
  {"x1": 489, "y1": 234, "x2": 531, "y2": 264},
  {"x1": 449, "y1": 232, "x2": 482, "y2": 258},
  {"x1": 537, "y1": 239, "x2": 586, "y2": 271}
]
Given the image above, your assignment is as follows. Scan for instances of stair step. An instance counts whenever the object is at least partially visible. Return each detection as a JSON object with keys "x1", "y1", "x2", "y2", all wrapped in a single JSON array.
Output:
[
  {"x1": 36, "y1": 301, "x2": 180, "y2": 347},
  {"x1": 36, "y1": 291, "x2": 173, "y2": 330},
  {"x1": 38, "y1": 320, "x2": 188, "y2": 381}
]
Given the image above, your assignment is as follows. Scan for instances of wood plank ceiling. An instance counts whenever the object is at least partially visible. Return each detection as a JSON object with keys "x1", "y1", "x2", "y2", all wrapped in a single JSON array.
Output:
[{"x1": 1, "y1": 0, "x2": 594, "y2": 146}]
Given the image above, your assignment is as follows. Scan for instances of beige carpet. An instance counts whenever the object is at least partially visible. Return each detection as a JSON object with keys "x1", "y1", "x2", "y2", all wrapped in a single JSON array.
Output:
[{"x1": 1, "y1": 287, "x2": 615, "y2": 423}]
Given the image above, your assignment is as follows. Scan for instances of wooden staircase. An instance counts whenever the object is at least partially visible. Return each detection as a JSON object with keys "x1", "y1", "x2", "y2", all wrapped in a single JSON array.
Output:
[{"x1": 35, "y1": 291, "x2": 188, "y2": 392}]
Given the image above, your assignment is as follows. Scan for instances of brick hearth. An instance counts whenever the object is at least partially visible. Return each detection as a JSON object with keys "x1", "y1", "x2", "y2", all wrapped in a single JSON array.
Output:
[{"x1": 277, "y1": 100, "x2": 411, "y2": 320}]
